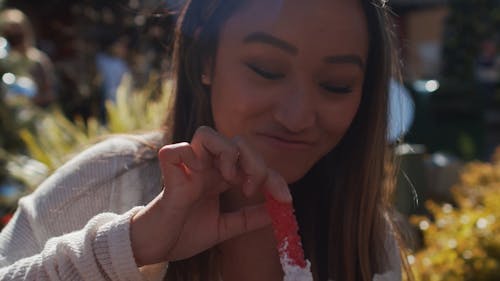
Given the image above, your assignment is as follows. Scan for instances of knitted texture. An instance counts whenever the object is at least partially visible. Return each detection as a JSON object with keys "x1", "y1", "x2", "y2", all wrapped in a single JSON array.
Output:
[{"x1": 0, "y1": 133, "x2": 166, "y2": 281}]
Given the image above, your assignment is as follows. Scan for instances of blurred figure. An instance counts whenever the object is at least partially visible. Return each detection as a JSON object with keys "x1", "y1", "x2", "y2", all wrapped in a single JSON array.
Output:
[
  {"x1": 95, "y1": 33, "x2": 131, "y2": 123},
  {"x1": 95, "y1": 34, "x2": 131, "y2": 103},
  {"x1": 0, "y1": 8, "x2": 56, "y2": 107},
  {"x1": 475, "y1": 39, "x2": 500, "y2": 100}
]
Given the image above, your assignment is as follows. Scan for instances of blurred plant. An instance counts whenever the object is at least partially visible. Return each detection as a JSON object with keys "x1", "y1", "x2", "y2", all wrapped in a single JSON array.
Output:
[
  {"x1": 17, "y1": 75, "x2": 171, "y2": 179},
  {"x1": 0, "y1": 79, "x2": 41, "y2": 158},
  {"x1": 457, "y1": 131, "x2": 477, "y2": 161},
  {"x1": 0, "y1": 77, "x2": 171, "y2": 228},
  {"x1": 10, "y1": 76, "x2": 165, "y2": 171},
  {"x1": 0, "y1": 79, "x2": 44, "y2": 191},
  {"x1": 408, "y1": 148, "x2": 500, "y2": 281}
]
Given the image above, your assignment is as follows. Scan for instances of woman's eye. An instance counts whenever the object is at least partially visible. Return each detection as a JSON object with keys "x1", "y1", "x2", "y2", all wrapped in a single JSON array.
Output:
[
  {"x1": 320, "y1": 83, "x2": 353, "y2": 94},
  {"x1": 246, "y1": 63, "x2": 284, "y2": 80}
]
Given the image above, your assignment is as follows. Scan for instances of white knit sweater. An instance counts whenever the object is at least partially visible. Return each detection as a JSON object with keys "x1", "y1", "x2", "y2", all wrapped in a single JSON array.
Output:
[
  {"x1": 0, "y1": 133, "x2": 167, "y2": 281},
  {"x1": 0, "y1": 133, "x2": 401, "y2": 281}
]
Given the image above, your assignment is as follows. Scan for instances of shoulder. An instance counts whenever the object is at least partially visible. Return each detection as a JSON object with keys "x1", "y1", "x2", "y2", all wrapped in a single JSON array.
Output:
[
  {"x1": 19, "y1": 131, "x2": 164, "y2": 234},
  {"x1": 65, "y1": 131, "x2": 162, "y2": 168},
  {"x1": 41, "y1": 131, "x2": 163, "y2": 190}
]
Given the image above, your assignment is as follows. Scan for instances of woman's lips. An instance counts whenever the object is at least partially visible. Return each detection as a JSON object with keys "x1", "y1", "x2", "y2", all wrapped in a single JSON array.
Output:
[{"x1": 256, "y1": 133, "x2": 315, "y2": 150}]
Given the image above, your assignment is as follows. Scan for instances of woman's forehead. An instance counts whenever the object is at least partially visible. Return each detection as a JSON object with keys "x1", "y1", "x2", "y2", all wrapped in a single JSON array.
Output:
[
  {"x1": 221, "y1": 0, "x2": 369, "y2": 58},
  {"x1": 227, "y1": 0, "x2": 365, "y2": 26}
]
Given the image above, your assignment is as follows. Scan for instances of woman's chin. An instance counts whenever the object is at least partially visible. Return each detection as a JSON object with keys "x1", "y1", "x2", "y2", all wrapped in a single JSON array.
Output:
[{"x1": 278, "y1": 167, "x2": 309, "y2": 185}]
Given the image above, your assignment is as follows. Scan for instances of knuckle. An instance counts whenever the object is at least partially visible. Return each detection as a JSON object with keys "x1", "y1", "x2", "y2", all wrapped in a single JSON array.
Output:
[
  {"x1": 159, "y1": 142, "x2": 189, "y2": 154},
  {"x1": 158, "y1": 146, "x2": 173, "y2": 158},
  {"x1": 227, "y1": 145, "x2": 239, "y2": 159},
  {"x1": 196, "y1": 126, "x2": 214, "y2": 137},
  {"x1": 234, "y1": 138, "x2": 248, "y2": 151},
  {"x1": 158, "y1": 143, "x2": 193, "y2": 163},
  {"x1": 193, "y1": 126, "x2": 207, "y2": 140}
]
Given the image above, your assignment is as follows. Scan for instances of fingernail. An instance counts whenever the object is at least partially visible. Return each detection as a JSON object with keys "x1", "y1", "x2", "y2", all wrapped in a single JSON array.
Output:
[
  {"x1": 277, "y1": 176, "x2": 292, "y2": 202},
  {"x1": 281, "y1": 185, "x2": 292, "y2": 202}
]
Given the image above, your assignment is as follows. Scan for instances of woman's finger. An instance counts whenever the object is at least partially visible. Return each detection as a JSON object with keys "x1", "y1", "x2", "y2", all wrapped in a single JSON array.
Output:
[
  {"x1": 263, "y1": 169, "x2": 292, "y2": 203},
  {"x1": 233, "y1": 137, "x2": 291, "y2": 203},
  {"x1": 191, "y1": 126, "x2": 240, "y2": 184},
  {"x1": 233, "y1": 137, "x2": 270, "y2": 196},
  {"x1": 158, "y1": 142, "x2": 203, "y2": 209},
  {"x1": 159, "y1": 142, "x2": 201, "y2": 173},
  {"x1": 217, "y1": 204, "x2": 271, "y2": 243}
]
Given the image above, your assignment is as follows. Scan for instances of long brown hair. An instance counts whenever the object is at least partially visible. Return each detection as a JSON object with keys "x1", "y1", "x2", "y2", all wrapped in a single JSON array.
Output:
[{"x1": 163, "y1": 0, "x2": 408, "y2": 280}]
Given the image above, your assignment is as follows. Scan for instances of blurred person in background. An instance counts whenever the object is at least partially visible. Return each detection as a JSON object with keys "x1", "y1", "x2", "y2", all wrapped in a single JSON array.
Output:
[
  {"x1": 0, "y1": 8, "x2": 56, "y2": 107},
  {"x1": 96, "y1": 34, "x2": 131, "y2": 103},
  {"x1": 95, "y1": 33, "x2": 131, "y2": 122}
]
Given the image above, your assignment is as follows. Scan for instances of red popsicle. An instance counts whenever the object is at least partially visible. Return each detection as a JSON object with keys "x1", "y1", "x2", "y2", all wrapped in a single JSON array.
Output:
[{"x1": 265, "y1": 192, "x2": 313, "y2": 281}]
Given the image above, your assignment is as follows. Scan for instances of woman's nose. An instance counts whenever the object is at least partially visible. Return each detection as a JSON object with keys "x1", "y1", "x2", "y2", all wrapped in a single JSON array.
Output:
[{"x1": 273, "y1": 84, "x2": 316, "y2": 133}]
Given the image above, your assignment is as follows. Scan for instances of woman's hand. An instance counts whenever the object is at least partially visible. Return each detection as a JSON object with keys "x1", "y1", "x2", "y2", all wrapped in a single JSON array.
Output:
[{"x1": 130, "y1": 126, "x2": 292, "y2": 266}]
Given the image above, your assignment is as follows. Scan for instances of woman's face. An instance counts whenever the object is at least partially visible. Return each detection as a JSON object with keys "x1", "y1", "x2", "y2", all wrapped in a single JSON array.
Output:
[{"x1": 209, "y1": 0, "x2": 369, "y2": 183}]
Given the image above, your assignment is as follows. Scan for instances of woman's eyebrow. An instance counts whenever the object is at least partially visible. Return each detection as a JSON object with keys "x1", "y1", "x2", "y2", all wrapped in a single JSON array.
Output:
[
  {"x1": 242, "y1": 31, "x2": 298, "y2": 55},
  {"x1": 323, "y1": 55, "x2": 364, "y2": 69},
  {"x1": 242, "y1": 32, "x2": 364, "y2": 69}
]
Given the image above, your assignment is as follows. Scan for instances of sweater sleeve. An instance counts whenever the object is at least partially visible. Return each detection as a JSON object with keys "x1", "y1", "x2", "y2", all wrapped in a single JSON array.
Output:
[
  {"x1": 0, "y1": 205, "x2": 146, "y2": 281},
  {"x1": 0, "y1": 134, "x2": 167, "y2": 281}
]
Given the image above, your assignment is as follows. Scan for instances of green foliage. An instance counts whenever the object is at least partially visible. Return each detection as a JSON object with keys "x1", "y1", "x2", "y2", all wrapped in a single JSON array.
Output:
[
  {"x1": 4, "y1": 77, "x2": 172, "y2": 191},
  {"x1": 104, "y1": 75, "x2": 171, "y2": 134},
  {"x1": 409, "y1": 148, "x2": 500, "y2": 281},
  {"x1": 0, "y1": 89, "x2": 37, "y2": 152},
  {"x1": 0, "y1": 76, "x2": 171, "y2": 228},
  {"x1": 0, "y1": 87, "x2": 42, "y2": 184},
  {"x1": 457, "y1": 131, "x2": 477, "y2": 161}
]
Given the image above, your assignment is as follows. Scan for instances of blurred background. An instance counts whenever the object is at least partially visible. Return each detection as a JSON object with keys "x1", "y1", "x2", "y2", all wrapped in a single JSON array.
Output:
[{"x1": 0, "y1": 0, "x2": 499, "y2": 280}]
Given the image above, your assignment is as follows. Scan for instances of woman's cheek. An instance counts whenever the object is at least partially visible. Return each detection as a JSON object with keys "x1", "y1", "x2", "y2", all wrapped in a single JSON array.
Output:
[{"x1": 321, "y1": 99, "x2": 360, "y2": 138}]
